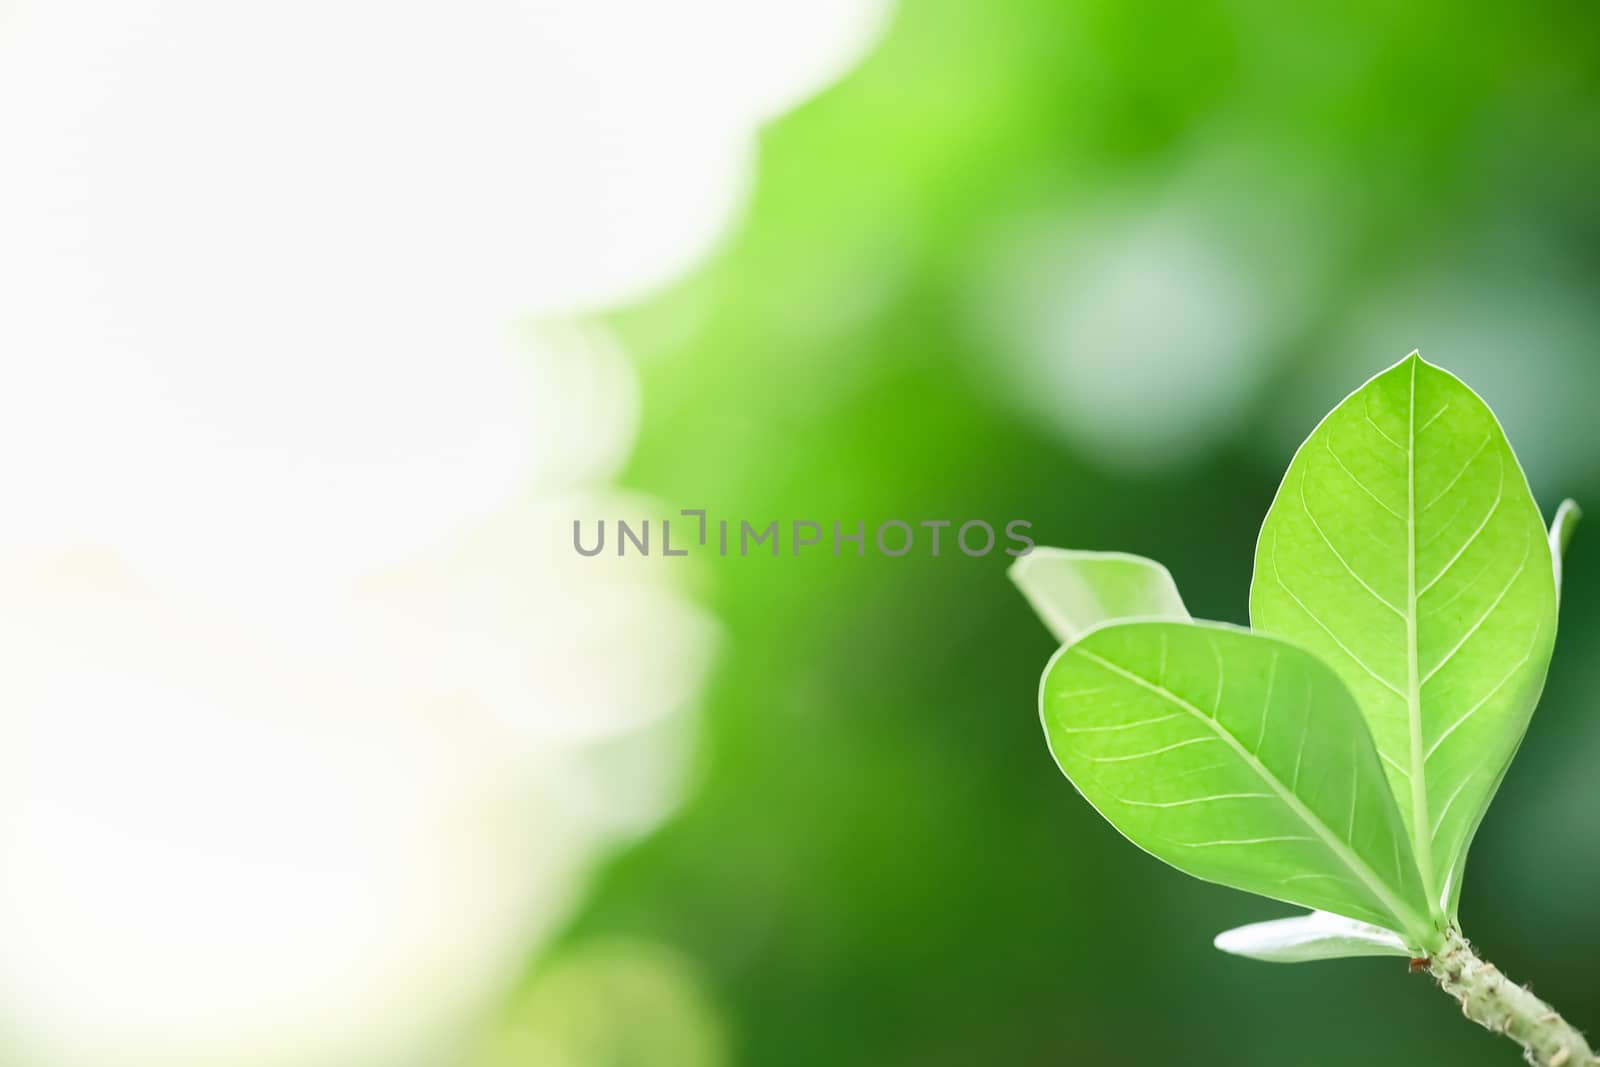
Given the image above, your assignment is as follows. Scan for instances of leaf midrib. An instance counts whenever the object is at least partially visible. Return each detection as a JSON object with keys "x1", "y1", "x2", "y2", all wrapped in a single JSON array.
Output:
[
  {"x1": 1071, "y1": 644, "x2": 1430, "y2": 943},
  {"x1": 1403, "y1": 359, "x2": 1442, "y2": 921}
]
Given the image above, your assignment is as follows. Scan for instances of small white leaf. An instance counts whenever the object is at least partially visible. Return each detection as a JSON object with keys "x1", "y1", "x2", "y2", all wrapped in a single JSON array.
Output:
[
  {"x1": 1009, "y1": 549, "x2": 1188, "y2": 644},
  {"x1": 1213, "y1": 911, "x2": 1411, "y2": 963},
  {"x1": 1550, "y1": 498, "x2": 1581, "y2": 599}
]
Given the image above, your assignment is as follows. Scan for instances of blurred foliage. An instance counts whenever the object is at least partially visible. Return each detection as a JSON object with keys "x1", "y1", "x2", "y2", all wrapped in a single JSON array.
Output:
[
  {"x1": 471, "y1": 941, "x2": 726, "y2": 1067},
  {"x1": 538, "y1": 1, "x2": 1600, "y2": 1063}
]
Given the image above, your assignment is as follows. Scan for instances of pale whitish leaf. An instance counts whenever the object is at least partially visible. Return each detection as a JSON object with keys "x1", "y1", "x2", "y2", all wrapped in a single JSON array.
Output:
[
  {"x1": 1251, "y1": 352, "x2": 1558, "y2": 920},
  {"x1": 1010, "y1": 549, "x2": 1188, "y2": 644},
  {"x1": 1040, "y1": 620, "x2": 1435, "y2": 947},
  {"x1": 1550, "y1": 498, "x2": 1581, "y2": 600},
  {"x1": 1213, "y1": 910, "x2": 1409, "y2": 963}
]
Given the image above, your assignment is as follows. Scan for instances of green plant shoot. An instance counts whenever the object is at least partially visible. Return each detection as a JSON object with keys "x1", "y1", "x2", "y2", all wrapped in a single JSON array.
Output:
[{"x1": 1013, "y1": 353, "x2": 1589, "y2": 1067}]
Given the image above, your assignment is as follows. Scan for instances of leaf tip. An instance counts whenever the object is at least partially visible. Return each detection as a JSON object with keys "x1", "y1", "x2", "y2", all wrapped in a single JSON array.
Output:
[
  {"x1": 1007, "y1": 547, "x2": 1054, "y2": 597},
  {"x1": 1005, "y1": 551, "x2": 1031, "y2": 585},
  {"x1": 1376, "y1": 349, "x2": 1433, "y2": 381}
]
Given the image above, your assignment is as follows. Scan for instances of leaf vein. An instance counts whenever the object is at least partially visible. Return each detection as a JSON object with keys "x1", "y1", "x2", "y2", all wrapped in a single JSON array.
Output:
[
  {"x1": 1179, "y1": 835, "x2": 1317, "y2": 849},
  {"x1": 1072, "y1": 644, "x2": 1426, "y2": 934},
  {"x1": 1061, "y1": 712, "x2": 1182, "y2": 735},
  {"x1": 1378, "y1": 750, "x2": 1411, "y2": 780},
  {"x1": 1430, "y1": 774, "x2": 1477, "y2": 841},
  {"x1": 1363, "y1": 395, "x2": 1406, "y2": 451},
  {"x1": 1324, "y1": 438, "x2": 1404, "y2": 520},
  {"x1": 1418, "y1": 456, "x2": 1506, "y2": 597},
  {"x1": 1417, "y1": 403, "x2": 1450, "y2": 434},
  {"x1": 1420, "y1": 432, "x2": 1492, "y2": 514},
  {"x1": 1423, "y1": 621, "x2": 1542, "y2": 761},
  {"x1": 1114, "y1": 792, "x2": 1275, "y2": 809},
  {"x1": 1300, "y1": 474, "x2": 1407, "y2": 618},
  {"x1": 1255, "y1": 650, "x2": 1278, "y2": 756},
  {"x1": 1270, "y1": 537, "x2": 1406, "y2": 699},
  {"x1": 1419, "y1": 533, "x2": 1532, "y2": 687},
  {"x1": 1083, "y1": 735, "x2": 1218, "y2": 763}
]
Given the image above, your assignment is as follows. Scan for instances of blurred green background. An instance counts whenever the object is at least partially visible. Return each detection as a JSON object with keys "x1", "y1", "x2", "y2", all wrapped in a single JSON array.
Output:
[{"x1": 517, "y1": 2, "x2": 1600, "y2": 1064}]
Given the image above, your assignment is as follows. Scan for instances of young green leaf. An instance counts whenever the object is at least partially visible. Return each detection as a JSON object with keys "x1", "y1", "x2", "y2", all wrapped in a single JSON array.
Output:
[
  {"x1": 1213, "y1": 910, "x2": 1409, "y2": 963},
  {"x1": 1251, "y1": 353, "x2": 1558, "y2": 920},
  {"x1": 1040, "y1": 620, "x2": 1435, "y2": 947},
  {"x1": 1010, "y1": 549, "x2": 1189, "y2": 643}
]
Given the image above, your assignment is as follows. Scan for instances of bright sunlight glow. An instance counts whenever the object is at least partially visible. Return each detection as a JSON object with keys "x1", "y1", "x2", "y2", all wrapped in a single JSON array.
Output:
[{"x1": 0, "y1": 2, "x2": 889, "y2": 1065}]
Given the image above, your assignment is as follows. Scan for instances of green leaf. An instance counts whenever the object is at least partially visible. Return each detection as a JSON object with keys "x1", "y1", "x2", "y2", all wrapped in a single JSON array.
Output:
[
  {"x1": 1040, "y1": 620, "x2": 1435, "y2": 948},
  {"x1": 1009, "y1": 549, "x2": 1188, "y2": 644},
  {"x1": 1213, "y1": 911, "x2": 1410, "y2": 963},
  {"x1": 1251, "y1": 352, "x2": 1558, "y2": 920}
]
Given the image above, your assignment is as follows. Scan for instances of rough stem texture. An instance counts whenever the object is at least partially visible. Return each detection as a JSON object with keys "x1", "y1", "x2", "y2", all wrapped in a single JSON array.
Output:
[{"x1": 1431, "y1": 930, "x2": 1596, "y2": 1066}]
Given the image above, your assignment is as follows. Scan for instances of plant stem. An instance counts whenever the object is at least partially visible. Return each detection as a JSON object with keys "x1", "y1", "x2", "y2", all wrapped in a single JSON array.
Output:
[{"x1": 1430, "y1": 929, "x2": 1595, "y2": 1066}]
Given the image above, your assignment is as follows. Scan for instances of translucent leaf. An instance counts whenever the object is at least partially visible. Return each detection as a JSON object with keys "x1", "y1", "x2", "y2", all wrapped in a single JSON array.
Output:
[
  {"x1": 1040, "y1": 620, "x2": 1435, "y2": 948},
  {"x1": 1213, "y1": 911, "x2": 1409, "y2": 963},
  {"x1": 1251, "y1": 353, "x2": 1559, "y2": 920},
  {"x1": 1550, "y1": 498, "x2": 1581, "y2": 599},
  {"x1": 1010, "y1": 549, "x2": 1188, "y2": 644}
]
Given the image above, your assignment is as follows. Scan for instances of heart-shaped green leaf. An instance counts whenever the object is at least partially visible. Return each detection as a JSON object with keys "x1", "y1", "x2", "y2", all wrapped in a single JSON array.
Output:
[
  {"x1": 1251, "y1": 353, "x2": 1558, "y2": 920},
  {"x1": 1041, "y1": 620, "x2": 1435, "y2": 948},
  {"x1": 1010, "y1": 549, "x2": 1188, "y2": 643}
]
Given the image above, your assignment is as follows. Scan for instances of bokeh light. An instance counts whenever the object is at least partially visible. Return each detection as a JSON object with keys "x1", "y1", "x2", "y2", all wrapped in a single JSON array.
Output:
[{"x1": 0, "y1": 1, "x2": 886, "y2": 1065}]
